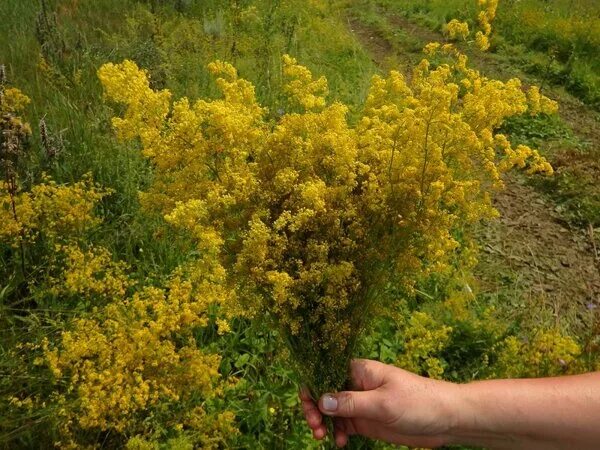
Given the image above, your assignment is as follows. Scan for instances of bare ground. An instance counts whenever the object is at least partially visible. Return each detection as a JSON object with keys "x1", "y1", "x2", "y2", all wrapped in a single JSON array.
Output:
[{"x1": 481, "y1": 177, "x2": 600, "y2": 314}]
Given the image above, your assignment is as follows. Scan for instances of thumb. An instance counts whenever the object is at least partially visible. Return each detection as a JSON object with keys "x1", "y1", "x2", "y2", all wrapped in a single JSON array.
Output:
[{"x1": 318, "y1": 390, "x2": 385, "y2": 421}]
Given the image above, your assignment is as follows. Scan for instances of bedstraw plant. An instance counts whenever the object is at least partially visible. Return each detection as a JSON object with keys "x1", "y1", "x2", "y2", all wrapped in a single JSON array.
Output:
[{"x1": 98, "y1": 36, "x2": 556, "y2": 402}]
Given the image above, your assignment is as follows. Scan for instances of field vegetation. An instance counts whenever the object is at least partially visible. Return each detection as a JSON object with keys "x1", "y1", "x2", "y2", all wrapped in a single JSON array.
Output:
[
  {"x1": 1, "y1": 0, "x2": 599, "y2": 449},
  {"x1": 376, "y1": 0, "x2": 600, "y2": 108}
]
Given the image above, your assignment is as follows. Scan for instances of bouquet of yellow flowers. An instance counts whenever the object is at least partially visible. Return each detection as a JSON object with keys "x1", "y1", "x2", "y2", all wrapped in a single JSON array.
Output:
[{"x1": 98, "y1": 45, "x2": 555, "y2": 399}]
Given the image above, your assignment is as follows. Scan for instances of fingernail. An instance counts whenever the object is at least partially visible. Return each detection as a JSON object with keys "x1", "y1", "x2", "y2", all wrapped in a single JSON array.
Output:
[{"x1": 322, "y1": 394, "x2": 338, "y2": 412}]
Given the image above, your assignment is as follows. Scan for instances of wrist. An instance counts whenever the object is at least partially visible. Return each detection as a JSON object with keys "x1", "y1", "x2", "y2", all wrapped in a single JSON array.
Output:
[
  {"x1": 447, "y1": 382, "x2": 479, "y2": 442},
  {"x1": 445, "y1": 381, "x2": 515, "y2": 449},
  {"x1": 439, "y1": 381, "x2": 471, "y2": 443},
  {"x1": 421, "y1": 379, "x2": 470, "y2": 445}
]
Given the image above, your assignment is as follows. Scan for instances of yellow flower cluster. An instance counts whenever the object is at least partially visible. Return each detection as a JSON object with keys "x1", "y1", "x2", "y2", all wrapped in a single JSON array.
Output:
[
  {"x1": 441, "y1": 0, "x2": 498, "y2": 51},
  {"x1": 282, "y1": 54, "x2": 329, "y2": 110},
  {"x1": 1, "y1": 81, "x2": 234, "y2": 444},
  {"x1": 99, "y1": 51, "x2": 555, "y2": 394},
  {"x1": 0, "y1": 85, "x2": 32, "y2": 200},
  {"x1": 124, "y1": 409, "x2": 237, "y2": 450},
  {"x1": 1, "y1": 87, "x2": 32, "y2": 115},
  {"x1": 48, "y1": 244, "x2": 132, "y2": 300},
  {"x1": 396, "y1": 312, "x2": 452, "y2": 379},
  {"x1": 494, "y1": 133, "x2": 553, "y2": 174},
  {"x1": 493, "y1": 330, "x2": 581, "y2": 378},
  {"x1": 45, "y1": 262, "x2": 235, "y2": 443},
  {"x1": 0, "y1": 175, "x2": 109, "y2": 247},
  {"x1": 475, "y1": 0, "x2": 498, "y2": 50},
  {"x1": 527, "y1": 85, "x2": 559, "y2": 116},
  {"x1": 445, "y1": 19, "x2": 470, "y2": 41},
  {"x1": 31, "y1": 197, "x2": 236, "y2": 446},
  {"x1": 0, "y1": 85, "x2": 97, "y2": 247},
  {"x1": 0, "y1": 94, "x2": 239, "y2": 445}
]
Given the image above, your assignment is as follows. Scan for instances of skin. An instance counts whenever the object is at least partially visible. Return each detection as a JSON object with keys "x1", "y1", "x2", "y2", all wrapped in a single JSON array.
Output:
[{"x1": 300, "y1": 359, "x2": 600, "y2": 449}]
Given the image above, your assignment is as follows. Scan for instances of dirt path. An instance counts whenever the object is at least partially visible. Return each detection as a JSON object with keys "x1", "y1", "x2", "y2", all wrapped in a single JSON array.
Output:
[
  {"x1": 481, "y1": 177, "x2": 600, "y2": 314},
  {"x1": 346, "y1": 11, "x2": 600, "y2": 320}
]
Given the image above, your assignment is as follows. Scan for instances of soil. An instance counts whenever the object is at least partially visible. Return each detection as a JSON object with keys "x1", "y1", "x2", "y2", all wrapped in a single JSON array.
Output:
[
  {"x1": 481, "y1": 176, "x2": 600, "y2": 309},
  {"x1": 345, "y1": 10, "x2": 600, "y2": 321}
]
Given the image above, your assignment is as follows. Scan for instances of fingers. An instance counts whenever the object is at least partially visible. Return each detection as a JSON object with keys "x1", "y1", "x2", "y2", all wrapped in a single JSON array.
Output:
[
  {"x1": 334, "y1": 418, "x2": 349, "y2": 447},
  {"x1": 318, "y1": 389, "x2": 385, "y2": 421},
  {"x1": 301, "y1": 388, "x2": 365, "y2": 447},
  {"x1": 299, "y1": 386, "x2": 312, "y2": 402},
  {"x1": 300, "y1": 389, "x2": 327, "y2": 440},
  {"x1": 312, "y1": 424, "x2": 327, "y2": 440},
  {"x1": 303, "y1": 401, "x2": 322, "y2": 429}
]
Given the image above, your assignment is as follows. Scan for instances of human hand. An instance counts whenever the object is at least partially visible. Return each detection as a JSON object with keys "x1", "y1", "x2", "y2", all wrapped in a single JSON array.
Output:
[{"x1": 300, "y1": 359, "x2": 460, "y2": 448}]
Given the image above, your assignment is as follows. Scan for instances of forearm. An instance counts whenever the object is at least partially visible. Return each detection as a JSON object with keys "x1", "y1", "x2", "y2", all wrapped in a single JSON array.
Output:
[{"x1": 447, "y1": 372, "x2": 600, "y2": 449}]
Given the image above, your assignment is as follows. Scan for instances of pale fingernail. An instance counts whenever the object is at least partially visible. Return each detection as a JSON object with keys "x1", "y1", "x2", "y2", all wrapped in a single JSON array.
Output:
[{"x1": 322, "y1": 394, "x2": 338, "y2": 412}]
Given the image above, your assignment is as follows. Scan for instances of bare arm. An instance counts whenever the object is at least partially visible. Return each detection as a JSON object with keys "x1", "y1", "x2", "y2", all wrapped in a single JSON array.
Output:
[
  {"x1": 451, "y1": 372, "x2": 600, "y2": 449},
  {"x1": 301, "y1": 359, "x2": 600, "y2": 449}
]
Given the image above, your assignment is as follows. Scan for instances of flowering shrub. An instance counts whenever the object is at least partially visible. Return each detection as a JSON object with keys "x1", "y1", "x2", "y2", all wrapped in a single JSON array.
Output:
[
  {"x1": 475, "y1": 0, "x2": 498, "y2": 50},
  {"x1": 493, "y1": 330, "x2": 581, "y2": 378},
  {"x1": 442, "y1": 0, "x2": 498, "y2": 50},
  {"x1": 0, "y1": 76, "x2": 236, "y2": 447},
  {"x1": 99, "y1": 41, "x2": 556, "y2": 398},
  {"x1": 47, "y1": 244, "x2": 132, "y2": 299},
  {"x1": 1, "y1": 82, "x2": 32, "y2": 254},
  {"x1": 396, "y1": 311, "x2": 452, "y2": 379},
  {"x1": 44, "y1": 262, "x2": 237, "y2": 447},
  {"x1": 0, "y1": 176, "x2": 109, "y2": 247}
]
